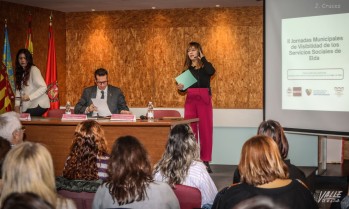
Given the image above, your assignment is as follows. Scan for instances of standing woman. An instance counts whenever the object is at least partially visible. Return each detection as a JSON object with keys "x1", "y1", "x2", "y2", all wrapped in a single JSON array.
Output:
[
  {"x1": 14, "y1": 48, "x2": 49, "y2": 116},
  {"x1": 177, "y1": 42, "x2": 215, "y2": 172}
]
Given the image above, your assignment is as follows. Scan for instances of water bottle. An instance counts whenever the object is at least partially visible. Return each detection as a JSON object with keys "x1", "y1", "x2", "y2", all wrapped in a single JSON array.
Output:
[
  {"x1": 65, "y1": 101, "x2": 71, "y2": 114},
  {"x1": 147, "y1": 101, "x2": 154, "y2": 122}
]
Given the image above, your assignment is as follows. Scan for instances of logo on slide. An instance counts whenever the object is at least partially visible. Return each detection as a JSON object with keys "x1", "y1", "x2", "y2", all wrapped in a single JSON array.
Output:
[
  {"x1": 293, "y1": 87, "x2": 302, "y2": 96},
  {"x1": 334, "y1": 87, "x2": 344, "y2": 96},
  {"x1": 287, "y1": 87, "x2": 292, "y2": 96},
  {"x1": 305, "y1": 89, "x2": 312, "y2": 96}
]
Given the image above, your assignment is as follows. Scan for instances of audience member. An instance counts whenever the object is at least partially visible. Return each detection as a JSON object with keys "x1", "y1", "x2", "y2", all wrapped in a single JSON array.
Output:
[
  {"x1": 342, "y1": 186, "x2": 349, "y2": 209},
  {"x1": 0, "y1": 111, "x2": 24, "y2": 146},
  {"x1": 233, "y1": 120, "x2": 306, "y2": 184},
  {"x1": 63, "y1": 120, "x2": 109, "y2": 181},
  {"x1": 74, "y1": 68, "x2": 131, "y2": 117},
  {"x1": 0, "y1": 137, "x2": 11, "y2": 177},
  {"x1": 0, "y1": 142, "x2": 76, "y2": 209},
  {"x1": 213, "y1": 135, "x2": 318, "y2": 209},
  {"x1": 1, "y1": 192, "x2": 54, "y2": 209},
  {"x1": 92, "y1": 135, "x2": 179, "y2": 209},
  {"x1": 154, "y1": 124, "x2": 217, "y2": 208},
  {"x1": 14, "y1": 48, "x2": 50, "y2": 116}
]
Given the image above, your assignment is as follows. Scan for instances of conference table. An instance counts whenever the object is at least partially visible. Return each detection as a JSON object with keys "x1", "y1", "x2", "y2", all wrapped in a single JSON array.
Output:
[{"x1": 22, "y1": 117, "x2": 199, "y2": 176}]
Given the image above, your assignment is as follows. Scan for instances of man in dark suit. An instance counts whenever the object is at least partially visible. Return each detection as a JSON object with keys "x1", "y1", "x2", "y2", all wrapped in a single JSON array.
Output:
[{"x1": 74, "y1": 68, "x2": 131, "y2": 116}]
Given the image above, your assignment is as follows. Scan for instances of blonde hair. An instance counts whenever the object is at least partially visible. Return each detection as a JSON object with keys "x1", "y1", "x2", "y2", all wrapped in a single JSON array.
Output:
[
  {"x1": 153, "y1": 124, "x2": 200, "y2": 186},
  {"x1": 0, "y1": 142, "x2": 57, "y2": 207},
  {"x1": 238, "y1": 135, "x2": 289, "y2": 186}
]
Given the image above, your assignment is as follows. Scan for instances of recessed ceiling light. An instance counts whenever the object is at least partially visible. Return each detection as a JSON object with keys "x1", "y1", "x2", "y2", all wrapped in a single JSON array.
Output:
[
  {"x1": 91, "y1": 9, "x2": 95, "y2": 11},
  {"x1": 151, "y1": 6, "x2": 156, "y2": 9},
  {"x1": 216, "y1": 5, "x2": 220, "y2": 7}
]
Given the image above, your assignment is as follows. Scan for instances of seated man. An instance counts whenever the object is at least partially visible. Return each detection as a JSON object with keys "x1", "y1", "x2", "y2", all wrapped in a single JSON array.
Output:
[
  {"x1": 0, "y1": 111, "x2": 25, "y2": 146},
  {"x1": 74, "y1": 68, "x2": 131, "y2": 116}
]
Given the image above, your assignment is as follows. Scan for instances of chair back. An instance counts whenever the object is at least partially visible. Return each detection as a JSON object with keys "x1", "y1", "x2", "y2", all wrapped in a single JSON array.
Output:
[
  {"x1": 47, "y1": 109, "x2": 74, "y2": 118},
  {"x1": 153, "y1": 110, "x2": 181, "y2": 119},
  {"x1": 58, "y1": 190, "x2": 95, "y2": 209},
  {"x1": 172, "y1": 184, "x2": 201, "y2": 209}
]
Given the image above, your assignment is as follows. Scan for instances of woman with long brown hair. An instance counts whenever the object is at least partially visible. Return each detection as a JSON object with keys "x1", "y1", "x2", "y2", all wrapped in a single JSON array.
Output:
[
  {"x1": 63, "y1": 120, "x2": 109, "y2": 180},
  {"x1": 14, "y1": 48, "x2": 49, "y2": 116},
  {"x1": 92, "y1": 135, "x2": 179, "y2": 209}
]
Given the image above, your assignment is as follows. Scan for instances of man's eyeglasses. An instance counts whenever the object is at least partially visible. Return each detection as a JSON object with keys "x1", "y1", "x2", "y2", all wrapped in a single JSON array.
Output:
[{"x1": 96, "y1": 81, "x2": 108, "y2": 85}]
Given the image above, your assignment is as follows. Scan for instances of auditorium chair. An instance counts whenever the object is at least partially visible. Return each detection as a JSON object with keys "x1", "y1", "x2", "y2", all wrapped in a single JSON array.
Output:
[
  {"x1": 172, "y1": 184, "x2": 202, "y2": 209},
  {"x1": 153, "y1": 110, "x2": 181, "y2": 119}
]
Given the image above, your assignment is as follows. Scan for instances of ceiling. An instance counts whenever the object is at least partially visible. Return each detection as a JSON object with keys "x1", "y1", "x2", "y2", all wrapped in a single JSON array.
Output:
[{"x1": 4, "y1": 0, "x2": 263, "y2": 13}]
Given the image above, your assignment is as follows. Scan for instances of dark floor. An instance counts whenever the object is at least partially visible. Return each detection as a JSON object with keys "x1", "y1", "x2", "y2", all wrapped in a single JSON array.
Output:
[{"x1": 210, "y1": 160, "x2": 349, "y2": 209}]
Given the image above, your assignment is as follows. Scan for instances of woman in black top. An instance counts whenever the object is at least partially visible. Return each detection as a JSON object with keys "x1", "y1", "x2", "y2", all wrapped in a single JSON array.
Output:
[
  {"x1": 213, "y1": 135, "x2": 318, "y2": 209},
  {"x1": 177, "y1": 42, "x2": 215, "y2": 173},
  {"x1": 233, "y1": 120, "x2": 306, "y2": 184}
]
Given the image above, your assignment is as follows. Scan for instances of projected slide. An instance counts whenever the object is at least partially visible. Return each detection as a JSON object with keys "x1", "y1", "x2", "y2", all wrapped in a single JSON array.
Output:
[{"x1": 282, "y1": 13, "x2": 349, "y2": 112}]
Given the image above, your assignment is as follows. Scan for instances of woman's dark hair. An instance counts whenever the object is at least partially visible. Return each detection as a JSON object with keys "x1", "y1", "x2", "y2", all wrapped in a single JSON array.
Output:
[
  {"x1": 106, "y1": 135, "x2": 153, "y2": 205},
  {"x1": 15, "y1": 48, "x2": 34, "y2": 90},
  {"x1": 1, "y1": 192, "x2": 54, "y2": 209},
  {"x1": 257, "y1": 120, "x2": 289, "y2": 159}
]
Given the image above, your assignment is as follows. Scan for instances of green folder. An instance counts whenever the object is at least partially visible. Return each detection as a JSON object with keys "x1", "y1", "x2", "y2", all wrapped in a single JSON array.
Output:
[{"x1": 175, "y1": 70, "x2": 197, "y2": 90}]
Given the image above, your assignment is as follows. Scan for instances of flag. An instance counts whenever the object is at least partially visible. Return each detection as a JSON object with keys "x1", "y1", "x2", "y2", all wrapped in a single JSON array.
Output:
[
  {"x1": 44, "y1": 15, "x2": 59, "y2": 116},
  {"x1": 0, "y1": 62, "x2": 14, "y2": 113},
  {"x1": 2, "y1": 21, "x2": 15, "y2": 94},
  {"x1": 25, "y1": 14, "x2": 33, "y2": 55}
]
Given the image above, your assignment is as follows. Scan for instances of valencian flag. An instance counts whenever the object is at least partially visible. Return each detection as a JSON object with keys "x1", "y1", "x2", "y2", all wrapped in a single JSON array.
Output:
[
  {"x1": 44, "y1": 15, "x2": 59, "y2": 115},
  {"x1": 25, "y1": 14, "x2": 33, "y2": 55},
  {"x1": 3, "y1": 20, "x2": 15, "y2": 94},
  {"x1": 0, "y1": 62, "x2": 15, "y2": 113}
]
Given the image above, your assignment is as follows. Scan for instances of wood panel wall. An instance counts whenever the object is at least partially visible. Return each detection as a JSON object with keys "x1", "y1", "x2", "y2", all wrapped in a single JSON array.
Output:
[
  {"x1": 66, "y1": 7, "x2": 263, "y2": 108},
  {"x1": 0, "y1": 1, "x2": 66, "y2": 104},
  {"x1": 1, "y1": 2, "x2": 263, "y2": 109}
]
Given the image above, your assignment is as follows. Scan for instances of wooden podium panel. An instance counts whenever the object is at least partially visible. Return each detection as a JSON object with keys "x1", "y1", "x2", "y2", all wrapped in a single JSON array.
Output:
[{"x1": 22, "y1": 118, "x2": 198, "y2": 176}]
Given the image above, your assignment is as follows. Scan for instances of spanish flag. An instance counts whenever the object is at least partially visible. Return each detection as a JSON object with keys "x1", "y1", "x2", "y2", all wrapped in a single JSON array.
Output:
[
  {"x1": 25, "y1": 14, "x2": 33, "y2": 55},
  {"x1": 0, "y1": 62, "x2": 14, "y2": 113}
]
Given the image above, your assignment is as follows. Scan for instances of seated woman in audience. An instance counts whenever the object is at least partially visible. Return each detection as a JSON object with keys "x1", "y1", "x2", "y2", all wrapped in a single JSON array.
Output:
[
  {"x1": 0, "y1": 142, "x2": 76, "y2": 209},
  {"x1": 63, "y1": 120, "x2": 109, "y2": 181},
  {"x1": 1, "y1": 192, "x2": 54, "y2": 209},
  {"x1": 233, "y1": 119, "x2": 306, "y2": 184},
  {"x1": 213, "y1": 135, "x2": 318, "y2": 209},
  {"x1": 92, "y1": 135, "x2": 180, "y2": 209},
  {"x1": 153, "y1": 124, "x2": 217, "y2": 208}
]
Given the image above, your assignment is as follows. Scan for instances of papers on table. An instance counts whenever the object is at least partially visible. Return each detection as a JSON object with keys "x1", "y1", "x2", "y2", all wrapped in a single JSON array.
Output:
[
  {"x1": 175, "y1": 70, "x2": 197, "y2": 90},
  {"x1": 91, "y1": 98, "x2": 112, "y2": 117},
  {"x1": 19, "y1": 113, "x2": 31, "y2": 121}
]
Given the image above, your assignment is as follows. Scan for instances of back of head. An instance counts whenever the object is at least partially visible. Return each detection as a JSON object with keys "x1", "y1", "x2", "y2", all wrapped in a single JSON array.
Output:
[
  {"x1": 63, "y1": 120, "x2": 108, "y2": 180},
  {"x1": 0, "y1": 142, "x2": 57, "y2": 206},
  {"x1": 1, "y1": 192, "x2": 54, "y2": 209},
  {"x1": 0, "y1": 137, "x2": 11, "y2": 177},
  {"x1": 257, "y1": 120, "x2": 289, "y2": 159},
  {"x1": 107, "y1": 135, "x2": 152, "y2": 205},
  {"x1": 239, "y1": 135, "x2": 288, "y2": 186},
  {"x1": 154, "y1": 124, "x2": 200, "y2": 185},
  {"x1": 0, "y1": 112, "x2": 22, "y2": 144}
]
